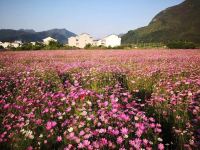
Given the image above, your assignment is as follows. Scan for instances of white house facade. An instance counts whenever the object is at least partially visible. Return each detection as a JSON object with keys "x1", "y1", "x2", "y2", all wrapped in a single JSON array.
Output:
[
  {"x1": 11, "y1": 41, "x2": 22, "y2": 48},
  {"x1": 68, "y1": 36, "x2": 77, "y2": 47},
  {"x1": 68, "y1": 34, "x2": 121, "y2": 49},
  {"x1": 102, "y1": 35, "x2": 121, "y2": 47},
  {"x1": 93, "y1": 40, "x2": 103, "y2": 47},
  {"x1": 68, "y1": 33, "x2": 93, "y2": 48},
  {"x1": 43, "y1": 37, "x2": 57, "y2": 45}
]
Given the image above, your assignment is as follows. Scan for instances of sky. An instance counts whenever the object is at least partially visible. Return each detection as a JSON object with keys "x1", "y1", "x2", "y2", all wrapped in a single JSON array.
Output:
[{"x1": 0, "y1": 0, "x2": 183, "y2": 38}]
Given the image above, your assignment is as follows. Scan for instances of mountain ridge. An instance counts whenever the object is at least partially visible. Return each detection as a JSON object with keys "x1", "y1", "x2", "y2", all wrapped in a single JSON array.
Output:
[{"x1": 0, "y1": 28, "x2": 76, "y2": 44}]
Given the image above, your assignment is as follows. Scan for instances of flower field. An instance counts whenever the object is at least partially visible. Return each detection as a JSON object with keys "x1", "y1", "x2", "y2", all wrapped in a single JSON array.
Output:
[{"x1": 0, "y1": 50, "x2": 200, "y2": 150}]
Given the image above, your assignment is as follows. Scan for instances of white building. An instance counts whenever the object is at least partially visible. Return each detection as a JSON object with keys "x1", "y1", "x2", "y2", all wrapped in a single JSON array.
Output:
[
  {"x1": 31, "y1": 42, "x2": 36, "y2": 46},
  {"x1": 0, "y1": 41, "x2": 22, "y2": 49},
  {"x1": 93, "y1": 39, "x2": 103, "y2": 47},
  {"x1": 11, "y1": 41, "x2": 22, "y2": 48},
  {"x1": 102, "y1": 34, "x2": 121, "y2": 47},
  {"x1": 68, "y1": 33, "x2": 93, "y2": 48},
  {"x1": 1, "y1": 42, "x2": 11, "y2": 48},
  {"x1": 68, "y1": 36, "x2": 77, "y2": 47},
  {"x1": 43, "y1": 37, "x2": 57, "y2": 45},
  {"x1": 68, "y1": 34, "x2": 121, "y2": 49}
]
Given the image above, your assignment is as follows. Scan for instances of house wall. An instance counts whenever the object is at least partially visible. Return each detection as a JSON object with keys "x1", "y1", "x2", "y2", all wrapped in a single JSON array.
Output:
[
  {"x1": 11, "y1": 43, "x2": 20, "y2": 48},
  {"x1": 103, "y1": 35, "x2": 121, "y2": 47},
  {"x1": 78, "y1": 34, "x2": 93, "y2": 48},
  {"x1": 43, "y1": 37, "x2": 57, "y2": 45},
  {"x1": 68, "y1": 37, "x2": 77, "y2": 47},
  {"x1": 68, "y1": 34, "x2": 93, "y2": 48},
  {"x1": 93, "y1": 40, "x2": 103, "y2": 47},
  {"x1": 1, "y1": 42, "x2": 11, "y2": 48}
]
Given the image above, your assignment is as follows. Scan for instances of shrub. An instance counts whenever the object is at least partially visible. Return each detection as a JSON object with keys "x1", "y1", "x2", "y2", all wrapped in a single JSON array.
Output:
[
  {"x1": 84, "y1": 44, "x2": 92, "y2": 49},
  {"x1": 46, "y1": 41, "x2": 63, "y2": 50},
  {"x1": 0, "y1": 45, "x2": 4, "y2": 50},
  {"x1": 32, "y1": 42, "x2": 45, "y2": 50},
  {"x1": 18, "y1": 43, "x2": 33, "y2": 50},
  {"x1": 166, "y1": 41, "x2": 196, "y2": 49}
]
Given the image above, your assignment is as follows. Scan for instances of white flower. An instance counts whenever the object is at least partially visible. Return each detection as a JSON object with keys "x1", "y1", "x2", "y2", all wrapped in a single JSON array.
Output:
[
  {"x1": 134, "y1": 116, "x2": 139, "y2": 121},
  {"x1": 58, "y1": 116, "x2": 63, "y2": 120},
  {"x1": 86, "y1": 117, "x2": 91, "y2": 121},
  {"x1": 68, "y1": 127, "x2": 74, "y2": 132},
  {"x1": 39, "y1": 134, "x2": 43, "y2": 138},
  {"x1": 25, "y1": 120, "x2": 30, "y2": 126},
  {"x1": 86, "y1": 101, "x2": 92, "y2": 106},
  {"x1": 149, "y1": 141, "x2": 153, "y2": 145},
  {"x1": 188, "y1": 92, "x2": 192, "y2": 96},
  {"x1": 157, "y1": 137, "x2": 163, "y2": 142},
  {"x1": 20, "y1": 129, "x2": 25, "y2": 133},
  {"x1": 61, "y1": 97, "x2": 66, "y2": 101},
  {"x1": 81, "y1": 111, "x2": 87, "y2": 116},
  {"x1": 124, "y1": 135, "x2": 129, "y2": 138},
  {"x1": 131, "y1": 80, "x2": 136, "y2": 84}
]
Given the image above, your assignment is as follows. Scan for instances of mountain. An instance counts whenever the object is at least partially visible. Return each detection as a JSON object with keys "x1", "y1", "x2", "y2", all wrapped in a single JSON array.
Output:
[
  {"x1": 122, "y1": 0, "x2": 200, "y2": 44},
  {"x1": 0, "y1": 29, "x2": 76, "y2": 44}
]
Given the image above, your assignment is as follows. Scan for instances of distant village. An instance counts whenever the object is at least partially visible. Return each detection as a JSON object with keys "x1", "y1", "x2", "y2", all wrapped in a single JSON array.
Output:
[{"x1": 0, "y1": 33, "x2": 121, "y2": 49}]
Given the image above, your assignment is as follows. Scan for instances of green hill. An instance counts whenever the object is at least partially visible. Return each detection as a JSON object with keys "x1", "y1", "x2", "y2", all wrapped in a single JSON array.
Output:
[{"x1": 122, "y1": 0, "x2": 200, "y2": 44}]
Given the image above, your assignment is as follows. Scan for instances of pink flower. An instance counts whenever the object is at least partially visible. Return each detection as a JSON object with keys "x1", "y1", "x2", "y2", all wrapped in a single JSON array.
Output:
[
  {"x1": 36, "y1": 119, "x2": 42, "y2": 125},
  {"x1": 92, "y1": 141, "x2": 100, "y2": 149},
  {"x1": 129, "y1": 138, "x2": 141, "y2": 149},
  {"x1": 101, "y1": 138, "x2": 108, "y2": 146},
  {"x1": 57, "y1": 136, "x2": 62, "y2": 142},
  {"x1": 83, "y1": 140, "x2": 90, "y2": 147},
  {"x1": 121, "y1": 127, "x2": 128, "y2": 135},
  {"x1": 136, "y1": 129, "x2": 143, "y2": 137},
  {"x1": 117, "y1": 136, "x2": 123, "y2": 144},
  {"x1": 46, "y1": 121, "x2": 57, "y2": 130},
  {"x1": 78, "y1": 143, "x2": 84, "y2": 148},
  {"x1": 112, "y1": 129, "x2": 119, "y2": 135},
  {"x1": 158, "y1": 143, "x2": 164, "y2": 150},
  {"x1": 143, "y1": 139, "x2": 149, "y2": 145},
  {"x1": 3, "y1": 104, "x2": 10, "y2": 109},
  {"x1": 99, "y1": 128, "x2": 106, "y2": 134},
  {"x1": 150, "y1": 123, "x2": 155, "y2": 128},
  {"x1": 118, "y1": 113, "x2": 130, "y2": 122},
  {"x1": 26, "y1": 146, "x2": 33, "y2": 150},
  {"x1": 79, "y1": 130, "x2": 85, "y2": 136}
]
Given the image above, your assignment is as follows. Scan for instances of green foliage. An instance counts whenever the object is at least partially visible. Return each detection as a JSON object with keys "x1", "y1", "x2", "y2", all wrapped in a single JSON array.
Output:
[
  {"x1": 62, "y1": 45, "x2": 79, "y2": 50},
  {"x1": 45, "y1": 41, "x2": 63, "y2": 50},
  {"x1": 0, "y1": 45, "x2": 4, "y2": 49},
  {"x1": 15, "y1": 42, "x2": 45, "y2": 51},
  {"x1": 166, "y1": 41, "x2": 196, "y2": 49},
  {"x1": 32, "y1": 42, "x2": 45, "y2": 50},
  {"x1": 84, "y1": 44, "x2": 92, "y2": 49}
]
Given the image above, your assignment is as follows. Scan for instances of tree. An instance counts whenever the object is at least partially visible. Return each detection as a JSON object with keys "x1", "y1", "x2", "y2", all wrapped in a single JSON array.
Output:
[
  {"x1": 85, "y1": 44, "x2": 92, "y2": 49},
  {"x1": 46, "y1": 41, "x2": 63, "y2": 50},
  {"x1": 166, "y1": 41, "x2": 196, "y2": 49},
  {"x1": 0, "y1": 45, "x2": 4, "y2": 50},
  {"x1": 32, "y1": 42, "x2": 45, "y2": 50}
]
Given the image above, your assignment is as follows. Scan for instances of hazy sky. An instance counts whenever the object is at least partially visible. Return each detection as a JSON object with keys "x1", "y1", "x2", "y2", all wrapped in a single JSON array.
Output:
[{"x1": 0, "y1": 0, "x2": 183, "y2": 38}]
